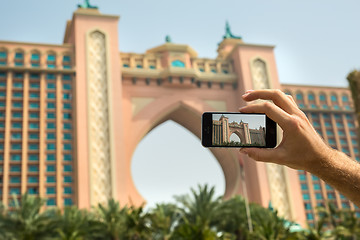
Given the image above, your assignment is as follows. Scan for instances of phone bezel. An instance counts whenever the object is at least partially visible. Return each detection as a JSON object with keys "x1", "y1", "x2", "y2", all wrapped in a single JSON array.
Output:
[{"x1": 201, "y1": 112, "x2": 277, "y2": 148}]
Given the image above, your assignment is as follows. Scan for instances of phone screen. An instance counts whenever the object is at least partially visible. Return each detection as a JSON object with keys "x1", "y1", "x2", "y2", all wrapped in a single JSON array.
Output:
[{"x1": 202, "y1": 112, "x2": 276, "y2": 148}]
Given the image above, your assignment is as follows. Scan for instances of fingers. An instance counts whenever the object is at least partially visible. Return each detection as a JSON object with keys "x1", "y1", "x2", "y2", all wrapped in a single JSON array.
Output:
[
  {"x1": 239, "y1": 148, "x2": 281, "y2": 163},
  {"x1": 239, "y1": 101, "x2": 291, "y2": 130},
  {"x1": 242, "y1": 89, "x2": 298, "y2": 114}
]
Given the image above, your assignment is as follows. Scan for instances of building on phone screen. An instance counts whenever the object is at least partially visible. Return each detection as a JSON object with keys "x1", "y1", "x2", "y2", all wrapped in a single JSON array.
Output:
[{"x1": 0, "y1": 5, "x2": 358, "y2": 227}]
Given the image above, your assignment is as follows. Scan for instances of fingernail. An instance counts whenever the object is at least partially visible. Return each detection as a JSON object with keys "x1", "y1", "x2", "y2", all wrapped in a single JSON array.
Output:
[
  {"x1": 242, "y1": 90, "x2": 254, "y2": 98},
  {"x1": 246, "y1": 89, "x2": 254, "y2": 93}
]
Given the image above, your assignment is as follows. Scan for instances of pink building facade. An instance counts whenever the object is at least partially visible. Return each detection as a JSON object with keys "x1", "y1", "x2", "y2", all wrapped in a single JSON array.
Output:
[{"x1": 0, "y1": 7, "x2": 358, "y2": 226}]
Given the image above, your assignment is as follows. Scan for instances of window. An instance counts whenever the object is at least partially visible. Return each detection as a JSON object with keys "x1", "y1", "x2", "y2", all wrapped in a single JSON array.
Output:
[
  {"x1": 10, "y1": 188, "x2": 20, "y2": 195},
  {"x1": 47, "y1": 143, "x2": 56, "y2": 150},
  {"x1": 64, "y1": 133, "x2": 72, "y2": 140},
  {"x1": 29, "y1": 133, "x2": 39, "y2": 140},
  {"x1": 342, "y1": 95, "x2": 349, "y2": 102},
  {"x1": 47, "y1": 103, "x2": 55, "y2": 109},
  {"x1": 0, "y1": 51, "x2": 7, "y2": 58},
  {"x1": 47, "y1": 93, "x2": 56, "y2": 99},
  {"x1": 314, "y1": 184, "x2": 321, "y2": 190},
  {"x1": 13, "y1": 82, "x2": 23, "y2": 88},
  {"x1": 15, "y1": 52, "x2": 24, "y2": 60},
  {"x1": 63, "y1": 113, "x2": 71, "y2": 119},
  {"x1": 64, "y1": 154, "x2": 72, "y2": 161},
  {"x1": 325, "y1": 184, "x2": 333, "y2": 190},
  {"x1": 63, "y1": 84, "x2": 71, "y2": 90},
  {"x1": 28, "y1": 188, "x2": 38, "y2": 195},
  {"x1": 28, "y1": 165, "x2": 39, "y2": 172},
  {"x1": 303, "y1": 193, "x2": 310, "y2": 200},
  {"x1": 12, "y1": 102, "x2": 22, "y2": 108},
  {"x1": 28, "y1": 176, "x2": 39, "y2": 183},
  {"x1": 28, "y1": 155, "x2": 39, "y2": 161},
  {"x1": 64, "y1": 144, "x2": 72, "y2": 151},
  {"x1": 47, "y1": 55, "x2": 56, "y2": 62},
  {"x1": 47, "y1": 112, "x2": 55, "y2": 119},
  {"x1": 64, "y1": 165, "x2": 72, "y2": 172},
  {"x1": 62, "y1": 74, "x2": 71, "y2": 80},
  {"x1": 312, "y1": 175, "x2": 319, "y2": 181},
  {"x1": 350, "y1": 131, "x2": 357, "y2": 136},
  {"x1": 31, "y1": 53, "x2": 40, "y2": 61},
  {"x1": 63, "y1": 94, "x2": 71, "y2": 100},
  {"x1": 46, "y1": 176, "x2": 56, "y2": 183},
  {"x1": 47, "y1": 165, "x2": 55, "y2": 172},
  {"x1": 47, "y1": 133, "x2": 55, "y2": 140},
  {"x1": 47, "y1": 83, "x2": 56, "y2": 89},
  {"x1": 11, "y1": 144, "x2": 21, "y2": 150},
  {"x1": 47, "y1": 64, "x2": 55, "y2": 69},
  {"x1": 304, "y1": 203, "x2": 312, "y2": 210},
  {"x1": 338, "y1": 131, "x2": 345, "y2": 136},
  {"x1": 63, "y1": 103, "x2": 71, "y2": 109},
  {"x1": 64, "y1": 176, "x2": 72, "y2": 183},
  {"x1": 64, "y1": 187, "x2": 72, "y2": 194},
  {"x1": 46, "y1": 187, "x2": 55, "y2": 194},
  {"x1": 301, "y1": 184, "x2": 308, "y2": 190},
  {"x1": 47, "y1": 123, "x2": 56, "y2": 129},
  {"x1": 308, "y1": 93, "x2": 315, "y2": 101},
  {"x1": 30, "y1": 92, "x2": 39, "y2": 99},
  {"x1": 47, "y1": 198, "x2": 56, "y2": 206},
  {"x1": 47, "y1": 154, "x2": 55, "y2": 161},
  {"x1": 331, "y1": 95, "x2": 338, "y2": 102},
  {"x1": 64, "y1": 123, "x2": 71, "y2": 130},
  {"x1": 296, "y1": 93, "x2": 303, "y2": 100},
  {"x1": 10, "y1": 176, "x2": 21, "y2": 183},
  {"x1": 29, "y1": 144, "x2": 39, "y2": 150},
  {"x1": 13, "y1": 92, "x2": 23, "y2": 98},
  {"x1": 11, "y1": 133, "x2": 21, "y2": 140},
  {"x1": 29, "y1": 112, "x2": 39, "y2": 119},
  {"x1": 30, "y1": 83, "x2": 40, "y2": 89},
  {"x1": 11, "y1": 154, "x2": 21, "y2": 161},
  {"x1": 64, "y1": 198, "x2": 73, "y2": 206},
  {"x1": 307, "y1": 213, "x2": 314, "y2": 220},
  {"x1": 29, "y1": 123, "x2": 39, "y2": 129},
  {"x1": 63, "y1": 56, "x2": 71, "y2": 62},
  {"x1": 30, "y1": 74, "x2": 40, "y2": 79},
  {"x1": 12, "y1": 122, "x2": 22, "y2": 129},
  {"x1": 299, "y1": 174, "x2": 306, "y2": 181},
  {"x1": 10, "y1": 165, "x2": 21, "y2": 172}
]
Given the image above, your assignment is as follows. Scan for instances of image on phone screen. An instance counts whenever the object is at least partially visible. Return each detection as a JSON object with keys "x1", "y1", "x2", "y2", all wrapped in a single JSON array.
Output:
[{"x1": 212, "y1": 113, "x2": 266, "y2": 147}]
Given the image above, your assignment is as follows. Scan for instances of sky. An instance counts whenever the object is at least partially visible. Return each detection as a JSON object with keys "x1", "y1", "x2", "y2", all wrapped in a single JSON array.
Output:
[
  {"x1": 2, "y1": 0, "x2": 360, "y2": 207},
  {"x1": 213, "y1": 114, "x2": 265, "y2": 129}
]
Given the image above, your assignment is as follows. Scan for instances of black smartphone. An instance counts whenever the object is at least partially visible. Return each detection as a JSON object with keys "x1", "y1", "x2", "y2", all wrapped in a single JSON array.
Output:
[{"x1": 202, "y1": 112, "x2": 277, "y2": 148}]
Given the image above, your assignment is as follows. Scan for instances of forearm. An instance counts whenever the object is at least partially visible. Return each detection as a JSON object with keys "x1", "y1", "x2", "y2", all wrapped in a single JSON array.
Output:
[{"x1": 310, "y1": 148, "x2": 360, "y2": 207}]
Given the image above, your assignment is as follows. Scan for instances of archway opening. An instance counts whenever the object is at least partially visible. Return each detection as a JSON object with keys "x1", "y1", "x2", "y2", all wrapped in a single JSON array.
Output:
[
  {"x1": 230, "y1": 132, "x2": 241, "y2": 143},
  {"x1": 131, "y1": 120, "x2": 225, "y2": 207}
]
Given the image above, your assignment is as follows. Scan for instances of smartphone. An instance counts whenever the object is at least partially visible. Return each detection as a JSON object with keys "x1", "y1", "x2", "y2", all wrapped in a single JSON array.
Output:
[{"x1": 202, "y1": 112, "x2": 277, "y2": 148}]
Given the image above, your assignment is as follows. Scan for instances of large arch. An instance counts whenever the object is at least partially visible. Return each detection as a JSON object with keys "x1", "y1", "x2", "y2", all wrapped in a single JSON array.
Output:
[{"x1": 122, "y1": 96, "x2": 243, "y2": 205}]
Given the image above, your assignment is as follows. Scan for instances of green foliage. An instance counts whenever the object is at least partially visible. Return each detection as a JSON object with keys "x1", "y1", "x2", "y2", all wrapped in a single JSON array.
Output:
[{"x1": 0, "y1": 186, "x2": 359, "y2": 240}]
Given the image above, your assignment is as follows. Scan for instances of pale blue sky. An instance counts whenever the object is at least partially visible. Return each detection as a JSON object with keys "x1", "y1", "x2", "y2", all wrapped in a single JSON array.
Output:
[{"x1": 2, "y1": 0, "x2": 360, "y2": 206}]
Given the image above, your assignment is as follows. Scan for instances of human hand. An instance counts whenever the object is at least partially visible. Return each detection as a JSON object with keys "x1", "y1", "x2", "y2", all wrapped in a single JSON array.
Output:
[{"x1": 239, "y1": 89, "x2": 336, "y2": 172}]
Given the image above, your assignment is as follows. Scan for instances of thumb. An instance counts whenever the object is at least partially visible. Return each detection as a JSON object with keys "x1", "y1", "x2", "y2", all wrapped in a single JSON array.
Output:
[{"x1": 239, "y1": 148, "x2": 277, "y2": 163}]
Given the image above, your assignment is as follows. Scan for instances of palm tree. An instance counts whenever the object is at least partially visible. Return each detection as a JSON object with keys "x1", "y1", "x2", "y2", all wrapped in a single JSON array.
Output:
[
  {"x1": 122, "y1": 205, "x2": 152, "y2": 240},
  {"x1": 216, "y1": 195, "x2": 250, "y2": 240},
  {"x1": 172, "y1": 184, "x2": 222, "y2": 239},
  {"x1": 95, "y1": 199, "x2": 127, "y2": 240},
  {"x1": 54, "y1": 206, "x2": 103, "y2": 240},
  {"x1": 149, "y1": 203, "x2": 181, "y2": 240},
  {"x1": 249, "y1": 203, "x2": 300, "y2": 240},
  {"x1": 1, "y1": 193, "x2": 57, "y2": 240}
]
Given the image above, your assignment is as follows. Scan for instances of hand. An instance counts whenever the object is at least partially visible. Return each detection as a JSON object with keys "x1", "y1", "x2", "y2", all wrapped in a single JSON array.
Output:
[{"x1": 239, "y1": 89, "x2": 336, "y2": 172}]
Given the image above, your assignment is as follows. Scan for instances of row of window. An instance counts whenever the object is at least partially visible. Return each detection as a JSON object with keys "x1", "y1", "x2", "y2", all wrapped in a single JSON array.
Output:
[
  {"x1": 0, "y1": 122, "x2": 72, "y2": 130},
  {"x1": 8, "y1": 132, "x2": 72, "y2": 140},
  {"x1": 298, "y1": 103, "x2": 351, "y2": 110},
  {"x1": 0, "y1": 143, "x2": 73, "y2": 151},
  {"x1": 5, "y1": 186, "x2": 73, "y2": 195},
  {"x1": 3, "y1": 164, "x2": 72, "y2": 173},
  {"x1": 0, "y1": 92, "x2": 72, "y2": 101},
  {"x1": 0, "y1": 51, "x2": 71, "y2": 69},
  {"x1": 0, "y1": 72, "x2": 73, "y2": 81},
  {"x1": 8, "y1": 175, "x2": 72, "y2": 184},
  {"x1": 0, "y1": 154, "x2": 72, "y2": 161},
  {"x1": 286, "y1": 90, "x2": 350, "y2": 103}
]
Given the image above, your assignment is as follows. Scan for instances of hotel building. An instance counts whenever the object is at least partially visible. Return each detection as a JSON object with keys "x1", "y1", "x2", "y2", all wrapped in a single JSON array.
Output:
[{"x1": 0, "y1": 6, "x2": 358, "y2": 225}]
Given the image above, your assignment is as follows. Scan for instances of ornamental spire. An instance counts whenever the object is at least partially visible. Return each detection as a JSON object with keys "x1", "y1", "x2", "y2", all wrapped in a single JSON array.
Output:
[
  {"x1": 78, "y1": 0, "x2": 98, "y2": 9},
  {"x1": 223, "y1": 21, "x2": 242, "y2": 40}
]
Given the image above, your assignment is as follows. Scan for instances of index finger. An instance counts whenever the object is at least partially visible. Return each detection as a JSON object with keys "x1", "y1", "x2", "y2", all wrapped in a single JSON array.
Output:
[{"x1": 242, "y1": 89, "x2": 299, "y2": 115}]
